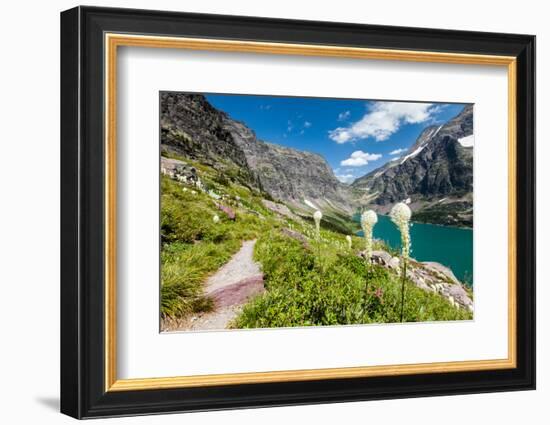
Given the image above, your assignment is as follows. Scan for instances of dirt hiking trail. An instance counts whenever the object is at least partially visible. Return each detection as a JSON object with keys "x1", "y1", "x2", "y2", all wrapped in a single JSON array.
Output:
[{"x1": 164, "y1": 240, "x2": 264, "y2": 332}]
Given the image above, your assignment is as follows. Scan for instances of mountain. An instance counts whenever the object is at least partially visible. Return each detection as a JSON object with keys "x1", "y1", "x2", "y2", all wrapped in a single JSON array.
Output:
[
  {"x1": 352, "y1": 105, "x2": 474, "y2": 227},
  {"x1": 160, "y1": 92, "x2": 354, "y2": 214},
  {"x1": 160, "y1": 92, "x2": 259, "y2": 187}
]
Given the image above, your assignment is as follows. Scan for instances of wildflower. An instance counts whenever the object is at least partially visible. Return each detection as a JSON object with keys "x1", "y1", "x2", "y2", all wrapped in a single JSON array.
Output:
[
  {"x1": 390, "y1": 202, "x2": 411, "y2": 259},
  {"x1": 313, "y1": 210, "x2": 323, "y2": 240},
  {"x1": 213, "y1": 215, "x2": 220, "y2": 224},
  {"x1": 346, "y1": 235, "x2": 352, "y2": 249},
  {"x1": 182, "y1": 187, "x2": 188, "y2": 192},
  {"x1": 390, "y1": 202, "x2": 412, "y2": 322},
  {"x1": 360, "y1": 210, "x2": 377, "y2": 262},
  {"x1": 191, "y1": 190, "x2": 197, "y2": 195}
]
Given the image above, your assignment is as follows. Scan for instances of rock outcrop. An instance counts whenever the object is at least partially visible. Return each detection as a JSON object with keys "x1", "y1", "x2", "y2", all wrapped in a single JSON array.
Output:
[{"x1": 369, "y1": 250, "x2": 473, "y2": 311}]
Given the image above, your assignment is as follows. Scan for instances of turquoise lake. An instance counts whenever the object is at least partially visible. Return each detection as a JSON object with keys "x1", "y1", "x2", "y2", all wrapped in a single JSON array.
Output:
[{"x1": 356, "y1": 214, "x2": 473, "y2": 285}]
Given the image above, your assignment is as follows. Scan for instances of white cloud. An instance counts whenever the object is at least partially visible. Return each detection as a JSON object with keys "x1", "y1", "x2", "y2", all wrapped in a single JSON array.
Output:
[
  {"x1": 390, "y1": 148, "x2": 407, "y2": 155},
  {"x1": 337, "y1": 111, "x2": 351, "y2": 121},
  {"x1": 335, "y1": 173, "x2": 355, "y2": 183},
  {"x1": 340, "y1": 150, "x2": 382, "y2": 167},
  {"x1": 329, "y1": 102, "x2": 438, "y2": 144},
  {"x1": 304, "y1": 121, "x2": 312, "y2": 128}
]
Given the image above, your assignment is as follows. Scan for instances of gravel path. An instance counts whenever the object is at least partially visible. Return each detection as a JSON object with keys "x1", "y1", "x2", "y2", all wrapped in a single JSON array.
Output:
[
  {"x1": 164, "y1": 240, "x2": 264, "y2": 332},
  {"x1": 204, "y1": 240, "x2": 261, "y2": 293}
]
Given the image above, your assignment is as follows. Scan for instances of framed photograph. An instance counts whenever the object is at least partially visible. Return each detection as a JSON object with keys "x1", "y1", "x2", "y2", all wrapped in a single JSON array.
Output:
[{"x1": 60, "y1": 6, "x2": 535, "y2": 419}]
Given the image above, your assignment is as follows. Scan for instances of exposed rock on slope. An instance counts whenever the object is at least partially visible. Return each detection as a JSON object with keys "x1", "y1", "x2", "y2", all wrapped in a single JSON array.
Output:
[
  {"x1": 352, "y1": 105, "x2": 474, "y2": 226},
  {"x1": 370, "y1": 250, "x2": 473, "y2": 311},
  {"x1": 224, "y1": 118, "x2": 353, "y2": 213},
  {"x1": 160, "y1": 92, "x2": 257, "y2": 187},
  {"x1": 161, "y1": 92, "x2": 354, "y2": 213}
]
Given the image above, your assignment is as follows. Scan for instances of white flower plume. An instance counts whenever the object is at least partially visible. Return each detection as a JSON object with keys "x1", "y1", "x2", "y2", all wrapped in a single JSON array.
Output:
[
  {"x1": 313, "y1": 210, "x2": 323, "y2": 239},
  {"x1": 360, "y1": 210, "x2": 378, "y2": 262},
  {"x1": 329, "y1": 102, "x2": 438, "y2": 144},
  {"x1": 340, "y1": 150, "x2": 382, "y2": 167},
  {"x1": 390, "y1": 202, "x2": 412, "y2": 259}
]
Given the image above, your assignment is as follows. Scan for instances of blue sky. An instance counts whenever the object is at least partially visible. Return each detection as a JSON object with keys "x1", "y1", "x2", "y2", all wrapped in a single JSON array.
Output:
[{"x1": 205, "y1": 93, "x2": 467, "y2": 184}]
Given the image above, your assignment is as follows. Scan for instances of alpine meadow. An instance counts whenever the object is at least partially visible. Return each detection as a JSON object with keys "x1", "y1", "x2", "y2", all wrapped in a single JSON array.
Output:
[{"x1": 159, "y1": 92, "x2": 474, "y2": 332}]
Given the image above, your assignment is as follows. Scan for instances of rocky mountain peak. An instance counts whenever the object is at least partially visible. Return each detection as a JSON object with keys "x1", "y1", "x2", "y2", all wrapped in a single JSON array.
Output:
[{"x1": 352, "y1": 105, "x2": 474, "y2": 226}]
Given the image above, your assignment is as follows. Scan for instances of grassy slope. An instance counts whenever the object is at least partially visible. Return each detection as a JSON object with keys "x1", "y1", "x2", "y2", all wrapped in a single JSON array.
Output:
[
  {"x1": 160, "y1": 172, "x2": 275, "y2": 318},
  {"x1": 233, "y1": 229, "x2": 471, "y2": 328},
  {"x1": 161, "y1": 155, "x2": 472, "y2": 325}
]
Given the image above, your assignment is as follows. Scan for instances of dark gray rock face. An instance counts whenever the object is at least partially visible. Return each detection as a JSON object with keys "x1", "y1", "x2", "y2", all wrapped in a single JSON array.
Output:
[
  {"x1": 224, "y1": 119, "x2": 353, "y2": 212},
  {"x1": 352, "y1": 105, "x2": 474, "y2": 226},
  {"x1": 160, "y1": 92, "x2": 258, "y2": 187},
  {"x1": 160, "y1": 92, "x2": 353, "y2": 213}
]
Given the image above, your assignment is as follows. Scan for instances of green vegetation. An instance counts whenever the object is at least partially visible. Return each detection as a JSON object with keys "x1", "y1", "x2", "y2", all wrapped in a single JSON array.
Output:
[
  {"x1": 232, "y1": 230, "x2": 471, "y2": 328},
  {"x1": 160, "y1": 174, "x2": 273, "y2": 318},
  {"x1": 412, "y1": 201, "x2": 473, "y2": 228},
  {"x1": 301, "y1": 209, "x2": 360, "y2": 235},
  {"x1": 160, "y1": 155, "x2": 473, "y2": 327}
]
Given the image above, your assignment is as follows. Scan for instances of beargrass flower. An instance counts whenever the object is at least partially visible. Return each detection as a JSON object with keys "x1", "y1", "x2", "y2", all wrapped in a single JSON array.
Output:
[
  {"x1": 213, "y1": 214, "x2": 220, "y2": 224},
  {"x1": 360, "y1": 210, "x2": 377, "y2": 262},
  {"x1": 389, "y1": 202, "x2": 412, "y2": 322},
  {"x1": 346, "y1": 235, "x2": 352, "y2": 249},
  {"x1": 313, "y1": 210, "x2": 323, "y2": 240},
  {"x1": 390, "y1": 202, "x2": 411, "y2": 259}
]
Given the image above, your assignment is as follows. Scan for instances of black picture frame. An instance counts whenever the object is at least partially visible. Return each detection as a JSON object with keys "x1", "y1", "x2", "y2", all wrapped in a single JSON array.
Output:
[{"x1": 61, "y1": 5, "x2": 536, "y2": 419}]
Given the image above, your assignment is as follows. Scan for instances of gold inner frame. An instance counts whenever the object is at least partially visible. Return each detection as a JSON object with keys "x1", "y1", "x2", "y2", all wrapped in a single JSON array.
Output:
[{"x1": 104, "y1": 33, "x2": 517, "y2": 392}]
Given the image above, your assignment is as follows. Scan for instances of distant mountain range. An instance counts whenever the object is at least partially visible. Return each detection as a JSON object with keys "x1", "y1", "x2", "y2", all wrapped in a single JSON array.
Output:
[
  {"x1": 160, "y1": 93, "x2": 473, "y2": 227},
  {"x1": 352, "y1": 105, "x2": 473, "y2": 226}
]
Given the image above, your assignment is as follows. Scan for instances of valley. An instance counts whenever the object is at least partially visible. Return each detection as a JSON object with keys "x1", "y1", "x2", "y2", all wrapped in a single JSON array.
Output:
[{"x1": 159, "y1": 93, "x2": 474, "y2": 331}]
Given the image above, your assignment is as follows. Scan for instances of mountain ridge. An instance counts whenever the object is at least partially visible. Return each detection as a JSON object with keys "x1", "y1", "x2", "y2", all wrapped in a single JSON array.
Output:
[
  {"x1": 352, "y1": 105, "x2": 474, "y2": 227},
  {"x1": 160, "y1": 92, "x2": 473, "y2": 226},
  {"x1": 160, "y1": 92, "x2": 354, "y2": 214}
]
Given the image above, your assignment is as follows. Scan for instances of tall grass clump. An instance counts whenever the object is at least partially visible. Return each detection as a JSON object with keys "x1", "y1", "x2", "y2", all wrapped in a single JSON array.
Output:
[{"x1": 160, "y1": 173, "x2": 273, "y2": 319}]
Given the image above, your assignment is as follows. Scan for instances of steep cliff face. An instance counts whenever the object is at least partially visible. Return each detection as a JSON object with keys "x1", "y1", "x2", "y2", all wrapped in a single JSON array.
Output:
[
  {"x1": 160, "y1": 92, "x2": 353, "y2": 213},
  {"x1": 161, "y1": 93, "x2": 250, "y2": 170},
  {"x1": 222, "y1": 118, "x2": 353, "y2": 213},
  {"x1": 352, "y1": 105, "x2": 474, "y2": 226}
]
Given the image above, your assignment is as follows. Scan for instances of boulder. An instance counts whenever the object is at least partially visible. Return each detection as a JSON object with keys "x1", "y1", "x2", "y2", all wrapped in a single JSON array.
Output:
[
  {"x1": 362, "y1": 250, "x2": 473, "y2": 311},
  {"x1": 422, "y1": 261, "x2": 460, "y2": 285}
]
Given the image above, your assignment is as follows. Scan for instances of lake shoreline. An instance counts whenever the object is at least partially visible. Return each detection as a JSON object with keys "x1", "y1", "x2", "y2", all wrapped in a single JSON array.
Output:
[
  {"x1": 353, "y1": 210, "x2": 473, "y2": 230},
  {"x1": 352, "y1": 213, "x2": 473, "y2": 284}
]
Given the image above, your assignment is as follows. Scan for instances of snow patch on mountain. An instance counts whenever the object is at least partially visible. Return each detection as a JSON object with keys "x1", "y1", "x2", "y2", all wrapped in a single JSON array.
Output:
[
  {"x1": 304, "y1": 199, "x2": 319, "y2": 210},
  {"x1": 458, "y1": 135, "x2": 474, "y2": 147},
  {"x1": 400, "y1": 145, "x2": 426, "y2": 164}
]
